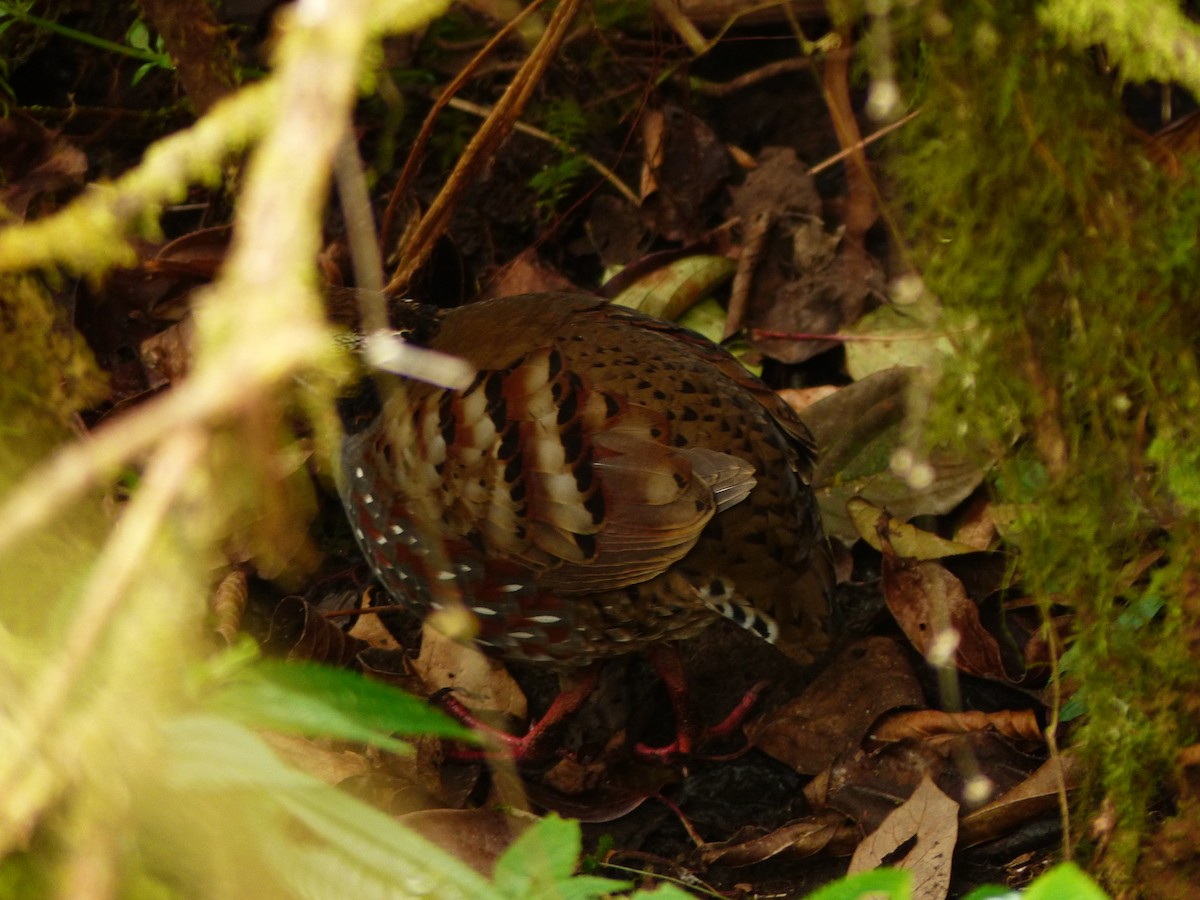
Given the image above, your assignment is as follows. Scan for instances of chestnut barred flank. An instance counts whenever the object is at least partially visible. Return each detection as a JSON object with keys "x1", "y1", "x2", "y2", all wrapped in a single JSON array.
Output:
[{"x1": 340, "y1": 293, "x2": 835, "y2": 667}]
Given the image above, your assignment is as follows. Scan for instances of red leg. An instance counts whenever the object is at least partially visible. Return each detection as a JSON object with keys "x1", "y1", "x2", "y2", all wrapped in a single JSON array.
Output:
[
  {"x1": 440, "y1": 667, "x2": 599, "y2": 762},
  {"x1": 635, "y1": 645, "x2": 766, "y2": 763}
]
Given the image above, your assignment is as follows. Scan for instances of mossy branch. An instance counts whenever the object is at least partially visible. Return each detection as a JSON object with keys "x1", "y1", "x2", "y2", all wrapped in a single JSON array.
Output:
[
  {"x1": 0, "y1": 80, "x2": 275, "y2": 277},
  {"x1": 1040, "y1": 0, "x2": 1200, "y2": 96},
  {"x1": 0, "y1": 0, "x2": 450, "y2": 879}
]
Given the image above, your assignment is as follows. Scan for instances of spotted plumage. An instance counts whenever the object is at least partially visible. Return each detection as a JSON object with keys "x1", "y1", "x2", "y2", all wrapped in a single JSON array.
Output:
[{"x1": 339, "y1": 292, "x2": 835, "y2": 667}]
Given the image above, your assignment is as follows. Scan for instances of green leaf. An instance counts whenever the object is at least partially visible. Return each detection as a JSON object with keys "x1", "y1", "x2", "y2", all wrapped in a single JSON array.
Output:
[
  {"x1": 960, "y1": 885, "x2": 1018, "y2": 900},
  {"x1": 842, "y1": 289, "x2": 949, "y2": 381},
  {"x1": 611, "y1": 255, "x2": 736, "y2": 321},
  {"x1": 848, "y1": 496, "x2": 980, "y2": 559},
  {"x1": 1058, "y1": 692, "x2": 1087, "y2": 722},
  {"x1": 676, "y1": 295, "x2": 727, "y2": 342},
  {"x1": 155, "y1": 715, "x2": 498, "y2": 899},
  {"x1": 207, "y1": 659, "x2": 477, "y2": 752},
  {"x1": 132, "y1": 62, "x2": 154, "y2": 87},
  {"x1": 492, "y1": 814, "x2": 628, "y2": 899},
  {"x1": 629, "y1": 883, "x2": 698, "y2": 899},
  {"x1": 803, "y1": 868, "x2": 912, "y2": 900},
  {"x1": 802, "y1": 368, "x2": 988, "y2": 542},
  {"x1": 126, "y1": 19, "x2": 150, "y2": 50},
  {"x1": 493, "y1": 814, "x2": 576, "y2": 895},
  {"x1": 553, "y1": 875, "x2": 636, "y2": 899},
  {"x1": 1115, "y1": 593, "x2": 1164, "y2": 630},
  {"x1": 1023, "y1": 863, "x2": 1108, "y2": 900}
]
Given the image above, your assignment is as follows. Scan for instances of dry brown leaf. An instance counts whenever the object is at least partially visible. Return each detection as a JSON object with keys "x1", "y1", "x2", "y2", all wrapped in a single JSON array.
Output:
[
  {"x1": 523, "y1": 774, "x2": 660, "y2": 823},
  {"x1": 870, "y1": 709, "x2": 1044, "y2": 745},
  {"x1": 412, "y1": 623, "x2": 528, "y2": 720},
  {"x1": 479, "y1": 248, "x2": 577, "y2": 299},
  {"x1": 639, "y1": 105, "x2": 731, "y2": 241},
  {"x1": 346, "y1": 591, "x2": 406, "y2": 651},
  {"x1": 777, "y1": 385, "x2": 840, "y2": 413},
  {"x1": 952, "y1": 493, "x2": 999, "y2": 551},
  {"x1": 398, "y1": 808, "x2": 533, "y2": 876},
  {"x1": 139, "y1": 314, "x2": 197, "y2": 386},
  {"x1": 820, "y1": 746, "x2": 931, "y2": 828},
  {"x1": 697, "y1": 812, "x2": 860, "y2": 866},
  {"x1": 264, "y1": 596, "x2": 368, "y2": 667},
  {"x1": 849, "y1": 775, "x2": 958, "y2": 900},
  {"x1": 749, "y1": 637, "x2": 924, "y2": 775},
  {"x1": 882, "y1": 554, "x2": 1013, "y2": 682},
  {"x1": 960, "y1": 753, "x2": 1079, "y2": 847},
  {"x1": 261, "y1": 731, "x2": 373, "y2": 786}
]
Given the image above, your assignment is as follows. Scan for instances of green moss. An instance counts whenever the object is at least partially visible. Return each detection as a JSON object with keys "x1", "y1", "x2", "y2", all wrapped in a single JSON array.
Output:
[{"x1": 886, "y1": 2, "x2": 1200, "y2": 886}]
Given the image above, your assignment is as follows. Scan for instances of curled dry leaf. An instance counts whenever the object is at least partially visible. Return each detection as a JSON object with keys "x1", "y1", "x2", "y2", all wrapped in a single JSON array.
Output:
[
  {"x1": 869, "y1": 709, "x2": 1044, "y2": 746},
  {"x1": 264, "y1": 596, "x2": 368, "y2": 667},
  {"x1": 211, "y1": 567, "x2": 248, "y2": 645},
  {"x1": 849, "y1": 497, "x2": 979, "y2": 559},
  {"x1": 697, "y1": 811, "x2": 860, "y2": 867},
  {"x1": 959, "y1": 753, "x2": 1080, "y2": 848},
  {"x1": 848, "y1": 775, "x2": 958, "y2": 900},
  {"x1": 748, "y1": 637, "x2": 924, "y2": 775},
  {"x1": 882, "y1": 552, "x2": 1015, "y2": 683},
  {"x1": 952, "y1": 492, "x2": 999, "y2": 551}
]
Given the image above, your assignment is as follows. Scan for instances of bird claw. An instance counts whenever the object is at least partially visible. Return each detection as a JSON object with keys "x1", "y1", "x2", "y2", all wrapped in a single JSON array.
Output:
[
  {"x1": 435, "y1": 669, "x2": 600, "y2": 764},
  {"x1": 634, "y1": 679, "x2": 768, "y2": 764}
]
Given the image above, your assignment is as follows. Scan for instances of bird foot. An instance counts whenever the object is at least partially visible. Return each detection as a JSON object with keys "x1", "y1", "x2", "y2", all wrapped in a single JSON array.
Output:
[
  {"x1": 634, "y1": 679, "x2": 768, "y2": 763},
  {"x1": 436, "y1": 668, "x2": 600, "y2": 764}
]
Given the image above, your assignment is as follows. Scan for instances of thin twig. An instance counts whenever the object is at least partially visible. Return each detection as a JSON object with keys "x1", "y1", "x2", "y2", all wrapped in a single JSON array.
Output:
[
  {"x1": 808, "y1": 107, "x2": 921, "y2": 176},
  {"x1": 690, "y1": 57, "x2": 814, "y2": 97},
  {"x1": 335, "y1": 134, "x2": 388, "y2": 322},
  {"x1": 446, "y1": 96, "x2": 639, "y2": 206},
  {"x1": 385, "y1": 0, "x2": 585, "y2": 295},
  {"x1": 378, "y1": 0, "x2": 552, "y2": 255}
]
